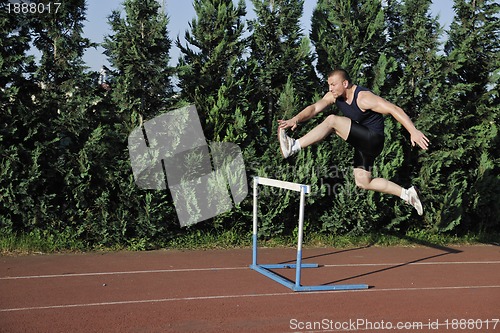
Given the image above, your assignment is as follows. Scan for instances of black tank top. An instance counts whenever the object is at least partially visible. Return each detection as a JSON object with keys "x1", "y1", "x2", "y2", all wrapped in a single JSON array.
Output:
[{"x1": 335, "y1": 86, "x2": 384, "y2": 136}]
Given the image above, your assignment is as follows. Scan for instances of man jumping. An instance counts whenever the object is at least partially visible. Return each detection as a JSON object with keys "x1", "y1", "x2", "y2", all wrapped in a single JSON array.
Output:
[{"x1": 278, "y1": 68, "x2": 429, "y2": 215}]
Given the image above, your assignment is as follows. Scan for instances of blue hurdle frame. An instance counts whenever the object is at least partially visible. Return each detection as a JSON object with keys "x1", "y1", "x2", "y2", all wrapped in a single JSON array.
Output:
[{"x1": 250, "y1": 176, "x2": 369, "y2": 292}]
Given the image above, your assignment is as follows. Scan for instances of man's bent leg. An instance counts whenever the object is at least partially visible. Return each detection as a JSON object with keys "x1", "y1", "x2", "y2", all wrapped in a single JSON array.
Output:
[
  {"x1": 353, "y1": 168, "x2": 424, "y2": 215},
  {"x1": 353, "y1": 168, "x2": 403, "y2": 197}
]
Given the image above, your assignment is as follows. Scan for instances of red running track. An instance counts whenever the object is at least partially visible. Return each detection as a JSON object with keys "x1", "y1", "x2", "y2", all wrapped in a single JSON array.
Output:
[{"x1": 1, "y1": 245, "x2": 499, "y2": 332}]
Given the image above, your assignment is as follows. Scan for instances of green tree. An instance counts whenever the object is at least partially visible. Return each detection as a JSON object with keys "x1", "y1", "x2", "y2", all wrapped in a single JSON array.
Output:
[
  {"x1": 176, "y1": 0, "x2": 248, "y2": 143},
  {"x1": 387, "y1": 0, "x2": 444, "y2": 118},
  {"x1": 311, "y1": 0, "x2": 387, "y2": 87},
  {"x1": 374, "y1": 0, "x2": 445, "y2": 232},
  {"x1": 417, "y1": 0, "x2": 500, "y2": 233},
  {"x1": 99, "y1": 0, "x2": 177, "y2": 244},
  {"x1": 248, "y1": 0, "x2": 318, "y2": 132},
  {"x1": 35, "y1": 0, "x2": 96, "y2": 230},
  {"x1": 104, "y1": 0, "x2": 174, "y2": 119},
  {"x1": 176, "y1": 0, "x2": 261, "y2": 230},
  {"x1": 0, "y1": 2, "x2": 39, "y2": 232},
  {"x1": 1, "y1": 1, "x2": 96, "y2": 238},
  {"x1": 244, "y1": 1, "x2": 325, "y2": 237}
]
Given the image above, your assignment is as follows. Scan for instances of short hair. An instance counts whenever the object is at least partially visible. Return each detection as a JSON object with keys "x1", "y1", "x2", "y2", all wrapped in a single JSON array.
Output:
[{"x1": 327, "y1": 68, "x2": 351, "y2": 83}]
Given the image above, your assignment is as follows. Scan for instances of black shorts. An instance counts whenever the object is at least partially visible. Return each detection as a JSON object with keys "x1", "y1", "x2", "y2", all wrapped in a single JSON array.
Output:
[{"x1": 346, "y1": 121, "x2": 385, "y2": 171}]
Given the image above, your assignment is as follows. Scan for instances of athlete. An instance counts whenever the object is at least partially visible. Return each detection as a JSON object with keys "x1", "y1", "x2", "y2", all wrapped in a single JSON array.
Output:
[{"x1": 278, "y1": 68, "x2": 430, "y2": 215}]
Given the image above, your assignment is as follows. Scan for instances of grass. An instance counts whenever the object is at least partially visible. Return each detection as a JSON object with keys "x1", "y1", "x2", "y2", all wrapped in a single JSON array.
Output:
[
  {"x1": 1, "y1": 227, "x2": 498, "y2": 255},
  {"x1": 0, "y1": 228, "x2": 88, "y2": 255},
  {"x1": 164, "y1": 227, "x2": 500, "y2": 251}
]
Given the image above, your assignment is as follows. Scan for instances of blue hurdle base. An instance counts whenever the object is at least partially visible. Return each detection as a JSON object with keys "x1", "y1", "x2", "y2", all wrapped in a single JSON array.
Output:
[{"x1": 249, "y1": 263, "x2": 369, "y2": 292}]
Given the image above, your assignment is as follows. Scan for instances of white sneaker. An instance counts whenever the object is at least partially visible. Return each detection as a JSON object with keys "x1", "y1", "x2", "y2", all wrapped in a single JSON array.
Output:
[
  {"x1": 278, "y1": 128, "x2": 296, "y2": 158},
  {"x1": 407, "y1": 186, "x2": 423, "y2": 216}
]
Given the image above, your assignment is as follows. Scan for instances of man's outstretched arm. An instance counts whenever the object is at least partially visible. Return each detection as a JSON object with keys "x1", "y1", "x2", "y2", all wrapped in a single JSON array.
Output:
[
  {"x1": 278, "y1": 92, "x2": 335, "y2": 131},
  {"x1": 358, "y1": 91, "x2": 430, "y2": 150}
]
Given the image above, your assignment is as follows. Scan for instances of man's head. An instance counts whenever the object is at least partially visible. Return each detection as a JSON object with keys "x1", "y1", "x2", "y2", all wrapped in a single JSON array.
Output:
[{"x1": 327, "y1": 68, "x2": 351, "y2": 98}]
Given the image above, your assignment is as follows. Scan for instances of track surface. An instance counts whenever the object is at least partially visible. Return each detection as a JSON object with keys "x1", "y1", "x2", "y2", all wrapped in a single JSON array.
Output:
[{"x1": 1, "y1": 245, "x2": 499, "y2": 332}]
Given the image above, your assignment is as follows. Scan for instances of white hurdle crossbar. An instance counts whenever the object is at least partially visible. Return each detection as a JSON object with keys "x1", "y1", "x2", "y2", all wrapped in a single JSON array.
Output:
[{"x1": 250, "y1": 176, "x2": 369, "y2": 292}]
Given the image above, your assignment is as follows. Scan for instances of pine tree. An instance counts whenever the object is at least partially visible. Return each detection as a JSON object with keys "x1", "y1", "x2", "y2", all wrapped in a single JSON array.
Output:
[
  {"x1": 372, "y1": 0, "x2": 445, "y2": 231},
  {"x1": 248, "y1": 0, "x2": 318, "y2": 132},
  {"x1": 387, "y1": 0, "x2": 444, "y2": 118},
  {"x1": 311, "y1": 0, "x2": 387, "y2": 86},
  {"x1": 176, "y1": 0, "x2": 262, "y2": 230},
  {"x1": 104, "y1": 0, "x2": 174, "y2": 119},
  {"x1": 243, "y1": 1, "x2": 326, "y2": 237},
  {"x1": 100, "y1": 0, "x2": 177, "y2": 243},
  {"x1": 1, "y1": 1, "x2": 96, "y2": 236},
  {"x1": 176, "y1": 0, "x2": 248, "y2": 143},
  {"x1": 417, "y1": 0, "x2": 500, "y2": 233},
  {"x1": 0, "y1": 3, "x2": 39, "y2": 232}
]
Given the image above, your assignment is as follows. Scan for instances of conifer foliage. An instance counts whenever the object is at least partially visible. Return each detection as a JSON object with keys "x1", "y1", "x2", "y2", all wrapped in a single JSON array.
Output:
[
  {"x1": 104, "y1": 0, "x2": 174, "y2": 118},
  {"x1": 248, "y1": 0, "x2": 318, "y2": 131},
  {"x1": 1, "y1": 0, "x2": 499, "y2": 248},
  {"x1": 311, "y1": 0, "x2": 387, "y2": 86},
  {"x1": 1, "y1": 2, "x2": 39, "y2": 233},
  {"x1": 417, "y1": 0, "x2": 500, "y2": 232},
  {"x1": 177, "y1": 0, "x2": 248, "y2": 143}
]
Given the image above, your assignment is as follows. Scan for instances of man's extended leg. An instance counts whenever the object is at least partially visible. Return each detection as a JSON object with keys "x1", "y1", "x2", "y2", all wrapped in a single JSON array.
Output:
[
  {"x1": 299, "y1": 115, "x2": 351, "y2": 146},
  {"x1": 279, "y1": 115, "x2": 351, "y2": 157}
]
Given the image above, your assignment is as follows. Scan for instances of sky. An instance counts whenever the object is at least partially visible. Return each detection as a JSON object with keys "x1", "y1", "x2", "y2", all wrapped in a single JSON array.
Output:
[{"x1": 82, "y1": 0, "x2": 456, "y2": 71}]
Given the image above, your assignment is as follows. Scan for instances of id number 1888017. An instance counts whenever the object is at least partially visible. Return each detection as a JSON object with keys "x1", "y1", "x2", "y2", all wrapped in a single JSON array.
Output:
[{"x1": 5, "y1": 2, "x2": 61, "y2": 15}]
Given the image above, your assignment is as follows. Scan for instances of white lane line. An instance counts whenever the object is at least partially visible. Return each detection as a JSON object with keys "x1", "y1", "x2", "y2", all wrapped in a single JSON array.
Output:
[
  {"x1": 0, "y1": 267, "x2": 247, "y2": 280},
  {"x1": 1, "y1": 285, "x2": 499, "y2": 313},
  {"x1": 1, "y1": 261, "x2": 499, "y2": 280},
  {"x1": 323, "y1": 260, "x2": 500, "y2": 268}
]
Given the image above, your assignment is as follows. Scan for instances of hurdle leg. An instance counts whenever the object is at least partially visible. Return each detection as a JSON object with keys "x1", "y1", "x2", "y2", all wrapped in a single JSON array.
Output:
[
  {"x1": 252, "y1": 178, "x2": 258, "y2": 267},
  {"x1": 294, "y1": 185, "x2": 307, "y2": 289}
]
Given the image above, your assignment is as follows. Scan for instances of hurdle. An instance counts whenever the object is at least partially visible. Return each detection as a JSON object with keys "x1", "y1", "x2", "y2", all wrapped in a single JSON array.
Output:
[{"x1": 250, "y1": 176, "x2": 369, "y2": 292}]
